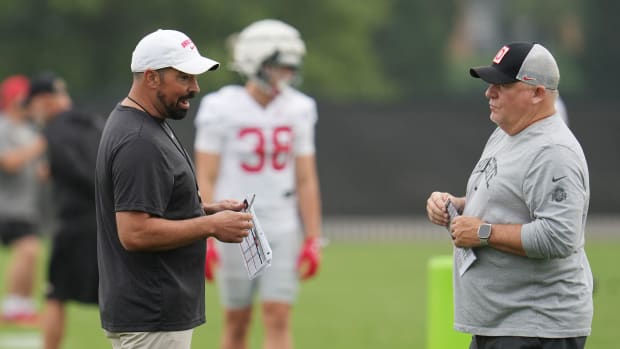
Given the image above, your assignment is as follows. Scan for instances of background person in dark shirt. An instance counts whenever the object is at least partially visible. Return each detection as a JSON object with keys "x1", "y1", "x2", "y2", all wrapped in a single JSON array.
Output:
[{"x1": 26, "y1": 71, "x2": 102, "y2": 349}]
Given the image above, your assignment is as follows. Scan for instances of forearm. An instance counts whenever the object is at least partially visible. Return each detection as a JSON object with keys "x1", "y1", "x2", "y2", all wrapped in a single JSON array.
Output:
[
  {"x1": 0, "y1": 143, "x2": 44, "y2": 173},
  {"x1": 117, "y1": 211, "x2": 213, "y2": 251},
  {"x1": 298, "y1": 186, "x2": 322, "y2": 238},
  {"x1": 487, "y1": 223, "x2": 526, "y2": 256},
  {"x1": 446, "y1": 194, "x2": 524, "y2": 255},
  {"x1": 296, "y1": 159, "x2": 322, "y2": 238}
]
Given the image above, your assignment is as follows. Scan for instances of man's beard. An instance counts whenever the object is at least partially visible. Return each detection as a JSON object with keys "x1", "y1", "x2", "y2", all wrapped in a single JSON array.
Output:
[{"x1": 157, "y1": 91, "x2": 195, "y2": 120}]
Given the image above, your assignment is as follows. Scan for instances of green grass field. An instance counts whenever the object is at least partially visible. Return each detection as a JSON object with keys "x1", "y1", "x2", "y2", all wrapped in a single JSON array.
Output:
[{"x1": 1, "y1": 239, "x2": 618, "y2": 348}]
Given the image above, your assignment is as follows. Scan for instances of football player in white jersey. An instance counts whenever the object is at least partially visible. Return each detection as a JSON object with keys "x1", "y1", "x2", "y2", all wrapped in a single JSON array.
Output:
[{"x1": 193, "y1": 19, "x2": 322, "y2": 349}]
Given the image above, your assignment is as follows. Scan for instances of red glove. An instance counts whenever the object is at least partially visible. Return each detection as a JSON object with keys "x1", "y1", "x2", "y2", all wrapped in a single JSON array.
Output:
[
  {"x1": 205, "y1": 238, "x2": 219, "y2": 282},
  {"x1": 297, "y1": 236, "x2": 321, "y2": 280}
]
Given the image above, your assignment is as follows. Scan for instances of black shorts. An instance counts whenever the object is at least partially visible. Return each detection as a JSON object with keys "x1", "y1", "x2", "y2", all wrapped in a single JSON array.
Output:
[
  {"x1": 0, "y1": 219, "x2": 39, "y2": 246},
  {"x1": 470, "y1": 335, "x2": 587, "y2": 349},
  {"x1": 45, "y1": 230, "x2": 98, "y2": 304}
]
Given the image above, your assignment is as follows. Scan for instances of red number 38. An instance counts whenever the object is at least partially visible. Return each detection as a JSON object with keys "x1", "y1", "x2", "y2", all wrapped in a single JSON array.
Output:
[{"x1": 238, "y1": 126, "x2": 292, "y2": 172}]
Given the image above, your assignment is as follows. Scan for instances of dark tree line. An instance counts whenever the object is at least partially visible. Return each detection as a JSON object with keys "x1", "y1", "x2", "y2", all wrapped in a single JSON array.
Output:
[{"x1": 0, "y1": 0, "x2": 612, "y2": 103}]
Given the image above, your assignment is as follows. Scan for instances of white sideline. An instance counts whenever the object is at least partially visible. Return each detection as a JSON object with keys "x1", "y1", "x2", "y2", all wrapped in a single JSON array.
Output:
[{"x1": 0, "y1": 332, "x2": 41, "y2": 349}]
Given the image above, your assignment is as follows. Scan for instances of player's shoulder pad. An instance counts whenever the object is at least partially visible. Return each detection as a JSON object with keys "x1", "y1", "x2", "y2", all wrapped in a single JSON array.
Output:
[
  {"x1": 282, "y1": 88, "x2": 318, "y2": 123},
  {"x1": 283, "y1": 87, "x2": 316, "y2": 108}
]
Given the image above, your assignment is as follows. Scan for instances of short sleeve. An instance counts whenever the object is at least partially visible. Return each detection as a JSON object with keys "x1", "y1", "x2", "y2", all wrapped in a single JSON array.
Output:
[
  {"x1": 194, "y1": 94, "x2": 225, "y2": 153},
  {"x1": 294, "y1": 98, "x2": 318, "y2": 156},
  {"x1": 113, "y1": 137, "x2": 172, "y2": 216}
]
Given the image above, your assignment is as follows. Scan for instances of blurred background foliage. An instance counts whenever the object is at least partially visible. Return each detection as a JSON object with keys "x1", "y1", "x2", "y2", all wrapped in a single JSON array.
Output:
[
  {"x1": 1, "y1": 0, "x2": 618, "y2": 215},
  {"x1": 1, "y1": 0, "x2": 615, "y2": 103}
]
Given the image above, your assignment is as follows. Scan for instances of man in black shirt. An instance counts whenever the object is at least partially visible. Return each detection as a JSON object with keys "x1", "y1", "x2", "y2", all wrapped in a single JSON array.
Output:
[
  {"x1": 26, "y1": 72, "x2": 102, "y2": 349},
  {"x1": 95, "y1": 29, "x2": 252, "y2": 349}
]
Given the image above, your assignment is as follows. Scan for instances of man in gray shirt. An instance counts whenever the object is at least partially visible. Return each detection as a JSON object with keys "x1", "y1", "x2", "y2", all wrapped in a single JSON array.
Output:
[
  {"x1": 0, "y1": 75, "x2": 46, "y2": 326},
  {"x1": 426, "y1": 42, "x2": 592, "y2": 349}
]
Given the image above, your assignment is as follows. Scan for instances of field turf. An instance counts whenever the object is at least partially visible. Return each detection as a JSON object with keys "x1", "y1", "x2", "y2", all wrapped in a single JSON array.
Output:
[{"x1": 1, "y1": 239, "x2": 618, "y2": 348}]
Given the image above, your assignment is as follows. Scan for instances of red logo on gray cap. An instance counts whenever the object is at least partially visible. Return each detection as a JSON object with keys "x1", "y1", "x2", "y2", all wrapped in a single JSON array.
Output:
[{"x1": 493, "y1": 46, "x2": 510, "y2": 64}]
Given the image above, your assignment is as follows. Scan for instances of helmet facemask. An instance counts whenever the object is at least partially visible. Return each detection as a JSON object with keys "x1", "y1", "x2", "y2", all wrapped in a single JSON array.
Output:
[{"x1": 253, "y1": 51, "x2": 303, "y2": 95}]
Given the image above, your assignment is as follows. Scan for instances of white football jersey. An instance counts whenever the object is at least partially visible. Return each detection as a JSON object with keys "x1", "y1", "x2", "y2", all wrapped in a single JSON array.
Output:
[{"x1": 194, "y1": 85, "x2": 317, "y2": 238}]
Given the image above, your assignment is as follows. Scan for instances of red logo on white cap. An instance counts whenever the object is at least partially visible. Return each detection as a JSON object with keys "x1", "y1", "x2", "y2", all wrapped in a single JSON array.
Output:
[
  {"x1": 181, "y1": 39, "x2": 195, "y2": 50},
  {"x1": 493, "y1": 46, "x2": 510, "y2": 64}
]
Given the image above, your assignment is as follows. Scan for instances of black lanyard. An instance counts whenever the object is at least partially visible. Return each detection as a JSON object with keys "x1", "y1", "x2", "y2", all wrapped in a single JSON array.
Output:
[{"x1": 126, "y1": 96, "x2": 202, "y2": 203}]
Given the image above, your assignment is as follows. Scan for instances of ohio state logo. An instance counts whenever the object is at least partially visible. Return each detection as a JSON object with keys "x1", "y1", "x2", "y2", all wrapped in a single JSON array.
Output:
[{"x1": 493, "y1": 46, "x2": 510, "y2": 64}]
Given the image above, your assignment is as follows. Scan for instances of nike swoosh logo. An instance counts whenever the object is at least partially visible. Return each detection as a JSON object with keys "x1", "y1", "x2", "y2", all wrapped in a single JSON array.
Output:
[{"x1": 552, "y1": 176, "x2": 567, "y2": 182}]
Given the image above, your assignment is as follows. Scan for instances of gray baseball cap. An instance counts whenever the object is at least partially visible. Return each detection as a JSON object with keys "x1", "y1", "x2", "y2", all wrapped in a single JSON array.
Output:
[{"x1": 470, "y1": 42, "x2": 560, "y2": 90}]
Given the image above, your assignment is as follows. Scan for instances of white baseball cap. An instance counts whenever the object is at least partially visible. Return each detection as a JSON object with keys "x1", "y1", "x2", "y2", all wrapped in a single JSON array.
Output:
[{"x1": 131, "y1": 29, "x2": 220, "y2": 75}]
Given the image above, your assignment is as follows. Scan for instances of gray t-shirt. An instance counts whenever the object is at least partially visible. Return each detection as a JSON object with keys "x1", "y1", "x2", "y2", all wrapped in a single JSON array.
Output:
[
  {"x1": 456, "y1": 114, "x2": 593, "y2": 338},
  {"x1": 0, "y1": 115, "x2": 42, "y2": 222}
]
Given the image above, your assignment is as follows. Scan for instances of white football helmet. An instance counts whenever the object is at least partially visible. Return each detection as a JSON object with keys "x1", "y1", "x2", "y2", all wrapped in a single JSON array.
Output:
[{"x1": 231, "y1": 19, "x2": 306, "y2": 81}]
